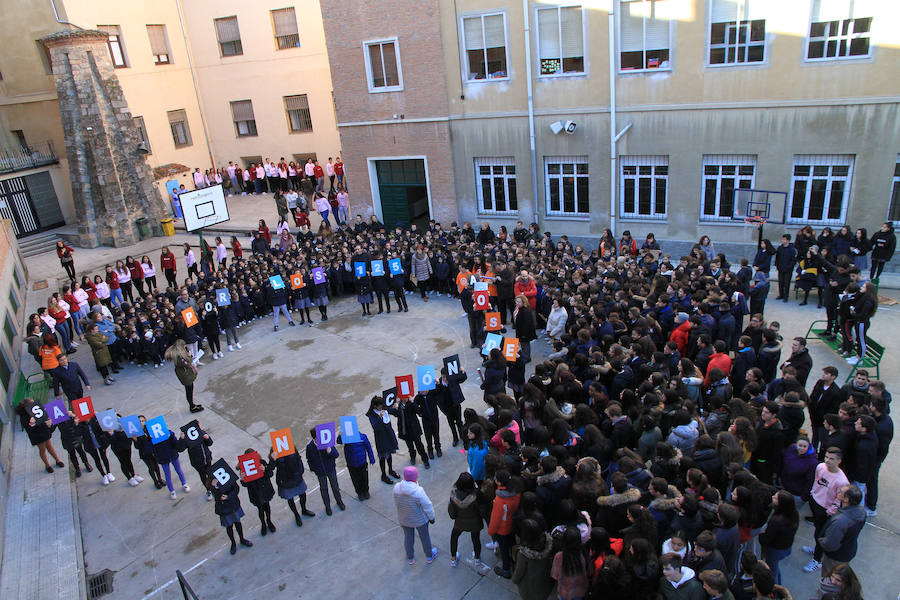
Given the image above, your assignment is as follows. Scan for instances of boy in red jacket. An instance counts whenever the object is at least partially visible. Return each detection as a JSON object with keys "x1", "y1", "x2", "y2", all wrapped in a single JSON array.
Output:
[{"x1": 487, "y1": 470, "x2": 520, "y2": 578}]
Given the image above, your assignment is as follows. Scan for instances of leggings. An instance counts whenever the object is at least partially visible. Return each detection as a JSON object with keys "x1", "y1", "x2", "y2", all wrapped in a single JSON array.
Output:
[
  {"x1": 378, "y1": 455, "x2": 396, "y2": 477},
  {"x1": 67, "y1": 446, "x2": 89, "y2": 470},
  {"x1": 402, "y1": 524, "x2": 433, "y2": 560},
  {"x1": 145, "y1": 276, "x2": 157, "y2": 292},
  {"x1": 184, "y1": 384, "x2": 195, "y2": 409},
  {"x1": 392, "y1": 287, "x2": 408, "y2": 311},
  {"x1": 871, "y1": 259, "x2": 887, "y2": 281},
  {"x1": 120, "y1": 281, "x2": 134, "y2": 304},
  {"x1": 112, "y1": 446, "x2": 135, "y2": 479},
  {"x1": 450, "y1": 528, "x2": 482, "y2": 560},
  {"x1": 86, "y1": 447, "x2": 109, "y2": 475},
  {"x1": 225, "y1": 521, "x2": 245, "y2": 544},
  {"x1": 132, "y1": 279, "x2": 145, "y2": 297},
  {"x1": 62, "y1": 261, "x2": 76, "y2": 280},
  {"x1": 164, "y1": 269, "x2": 177, "y2": 288},
  {"x1": 161, "y1": 456, "x2": 186, "y2": 492},
  {"x1": 141, "y1": 456, "x2": 163, "y2": 486},
  {"x1": 187, "y1": 264, "x2": 199, "y2": 279},
  {"x1": 206, "y1": 333, "x2": 221, "y2": 353},
  {"x1": 257, "y1": 502, "x2": 272, "y2": 526},
  {"x1": 855, "y1": 321, "x2": 869, "y2": 357},
  {"x1": 418, "y1": 280, "x2": 430, "y2": 299}
]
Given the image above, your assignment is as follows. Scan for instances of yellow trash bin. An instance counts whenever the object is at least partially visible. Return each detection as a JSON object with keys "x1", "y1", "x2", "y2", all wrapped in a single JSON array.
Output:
[{"x1": 160, "y1": 218, "x2": 175, "y2": 236}]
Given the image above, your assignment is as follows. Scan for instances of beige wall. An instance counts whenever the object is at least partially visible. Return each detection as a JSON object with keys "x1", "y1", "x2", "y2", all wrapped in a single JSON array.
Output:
[{"x1": 179, "y1": 0, "x2": 340, "y2": 170}]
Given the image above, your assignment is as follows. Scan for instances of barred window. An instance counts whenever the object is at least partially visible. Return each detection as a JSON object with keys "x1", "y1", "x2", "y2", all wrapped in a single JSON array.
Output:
[
  {"x1": 215, "y1": 16, "x2": 243, "y2": 57},
  {"x1": 789, "y1": 155, "x2": 854, "y2": 224},
  {"x1": 701, "y1": 155, "x2": 756, "y2": 221},
  {"x1": 475, "y1": 158, "x2": 517, "y2": 214},
  {"x1": 545, "y1": 156, "x2": 589, "y2": 216},
  {"x1": 284, "y1": 95, "x2": 312, "y2": 132},
  {"x1": 620, "y1": 156, "x2": 667, "y2": 219},
  {"x1": 272, "y1": 7, "x2": 300, "y2": 49}
]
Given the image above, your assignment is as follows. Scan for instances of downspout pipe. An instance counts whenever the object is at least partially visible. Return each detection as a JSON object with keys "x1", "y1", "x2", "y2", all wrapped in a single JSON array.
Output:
[
  {"x1": 608, "y1": 4, "x2": 617, "y2": 236},
  {"x1": 49, "y1": 0, "x2": 83, "y2": 29},
  {"x1": 174, "y1": 0, "x2": 215, "y2": 168},
  {"x1": 523, "y1": 0, "x2": 539, "y2": 227}
]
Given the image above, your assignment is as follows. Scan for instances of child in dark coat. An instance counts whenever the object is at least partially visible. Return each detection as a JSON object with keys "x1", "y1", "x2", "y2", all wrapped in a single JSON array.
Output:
[
  {"x1": 182, "y1": 422, "x2": 213, "y2": 499},
  {"x1": 238, "y1": 449, "x2": 277, "y2": 537},
  {"x1": 366, "y1": 396, "x2": 401, "y2": 484},
  {"x1": 338, "y1": 432, "x2": 375, "y2": 500},
  {"x1": 389, "y1": 395, "x2": 431, "y2": 469},
  {"x1": 272, "y1": 449, "x2": 315, "y2": 526},
  {"x1": 305, "y1": 429, "x2": 345, "y2": 515},
  {"x1": 211, "y1": 477, "x2": 252, "y2": 555}
]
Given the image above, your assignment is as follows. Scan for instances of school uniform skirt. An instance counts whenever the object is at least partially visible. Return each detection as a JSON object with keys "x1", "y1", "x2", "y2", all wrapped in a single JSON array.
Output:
[
  {"x1": 220, "y1": 507, "x2": 245, "y2": 528},
  {"x1": 312, "y1": 294, "x2": 329, "y2": 307},
  {"x1": 294, "y1": 296, "x2": 312, "y2": 309},
  {"x1": 357, "y1": 293, "x2": 373, "y2": 304},
  {"x1": 278, "y1": 479, "x2": 307, "y2": 499}
]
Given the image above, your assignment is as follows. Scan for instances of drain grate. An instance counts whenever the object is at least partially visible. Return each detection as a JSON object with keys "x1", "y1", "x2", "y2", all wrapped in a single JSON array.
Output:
[{"x1": 86, "y1": 569, "x2": 114, "y2": 599}]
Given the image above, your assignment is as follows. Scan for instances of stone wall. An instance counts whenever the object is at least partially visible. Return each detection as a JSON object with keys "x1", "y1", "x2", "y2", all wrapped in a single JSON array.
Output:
[{"x1": 42, "y1": 30, "x2": 167, "y2": 248}]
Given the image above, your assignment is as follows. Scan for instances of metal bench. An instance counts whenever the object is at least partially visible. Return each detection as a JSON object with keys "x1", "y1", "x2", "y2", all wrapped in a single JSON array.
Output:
[{"x1": 804, "y1": 320, "x2": 884, "y2": 382}]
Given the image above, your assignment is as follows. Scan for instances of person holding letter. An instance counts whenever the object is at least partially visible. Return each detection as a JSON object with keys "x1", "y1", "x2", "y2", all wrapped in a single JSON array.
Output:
[
  {"x1": 132, "y1": 415, "x2": 165, "y2": 489},
  {"x1": 272, "y1": 448, "x2": 315, "y2": 527},
  {"x1": 437, "y1": 366, "x2": 467, "y2": 447},
  {"x1": 182, "y1": 422, "x2": 214, "y2": 500},
  {"x1": 338, "y1": 430, "x2": 376, "y2": 501},
  {"x1": 306, "y1": 428, "x2": 345, "y2": 515},
  {"x1": 238, "y1": 450, "x2": 277, "y2": 537},
  {"x1": 17, "y1": 400, "x2": 64, "y2": 474},
  {"x1": 152, "y1": 428, "x2": 191, "y2": 500},
  {"x1": 366, "y1": 397, "x2": 402, "y2": 485},
  {"x1": 388, "y1": 395, "x2": 431, "y2": 470},
  {"x1": 210, "y1": 475, "x2": 253, "y2": 555}
]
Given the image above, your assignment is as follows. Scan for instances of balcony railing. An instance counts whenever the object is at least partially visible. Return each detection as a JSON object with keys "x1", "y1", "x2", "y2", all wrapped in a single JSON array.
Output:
[{"x1": 0, "y1": 141, "x2": 59, "y2": 175}]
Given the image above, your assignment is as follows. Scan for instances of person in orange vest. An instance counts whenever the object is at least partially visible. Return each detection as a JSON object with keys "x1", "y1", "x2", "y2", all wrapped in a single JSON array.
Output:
[
  {"x1": 488, "y1": 470, "x2": 521, "y2": 578},
  {"x1": 456, "y1": 261, "x2": 474, "y2": 295}
]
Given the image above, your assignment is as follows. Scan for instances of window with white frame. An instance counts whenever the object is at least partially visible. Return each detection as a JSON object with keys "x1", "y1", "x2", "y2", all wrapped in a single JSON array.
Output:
[
  {"x1": 807, "y1": 0, "x2": 872, "y2": 60},
  {"x1": 789, "y1": 155, "x2": 854, "y2": 223},
  {"x1": 620, "y1": 0, "x2": 670, "y2": 71},
  {"x1": 537, "y1": 5, "x2": 584, "y2": 75},
  {"x1": 146, "y1": 25, "x2": 171, "y2": 65},
  {"x1": 475, "y1": 158, "x2": 517, "y2": 214},
  {"x1": 888, "y1": 159, "x2": 900, "y2": 224},
  {"x1": 701, "y1": 155, "x2": 756, "y2": 221},
  {"x1": 620, "y1": 156, "x2": 668, "y2": 219},
  {"x1": 708, "y1": 0, "x2": 766, "y2": 65},
  {"x1": 364, "y1": 39, "x2": 402, "y2": 92},
  {"x1": 98, "y1": 25, "x2": 127, "y2": 68},
  {"x1": 461, "y1": 13, "x2": 508, "y2": 80},
  {"x1": 545, "y1": 156, "x2": 589, "y2": 216},
  {"x1": 230, "y1": 100, "x2": 257, "y2": 137}
]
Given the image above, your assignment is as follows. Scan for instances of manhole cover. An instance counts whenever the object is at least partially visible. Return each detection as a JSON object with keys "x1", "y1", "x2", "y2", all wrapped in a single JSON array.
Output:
[
  {"x1": 86, "y1": 569, "x2": 114, "y2": 599},
  {"x1": 32, "y1": 280, "x2": 48, "y2": 290}
]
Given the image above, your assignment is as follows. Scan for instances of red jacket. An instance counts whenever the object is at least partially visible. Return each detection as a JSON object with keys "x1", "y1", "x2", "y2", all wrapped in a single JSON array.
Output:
[
  {"x1": 669, "y1": 320, "x2": 691, "y2": 355},
  {"x1": 128, "y1": 263, "x2": 144, "y2": 281},
  {"x1": 488, "y1": 486, "x2": 521, "y2": 536},
  {"x1": 514, "y1": 278, "x2": 537, "y2": 310},
  {"x1": 232, "y1": 240, "x2": 243, "y2": 258},
  {"x1": 704, "y1": 352, "x2": 733, "y2": 386},
  {"x1": 105, "y1": 270, "x2": 120, "y2": 289},
  {"x1": 160, "y1": 252, "x2": 176, "y2": 271},
  {"x1": 313, "y1": 165, "x2": 324, "y2": 178}
]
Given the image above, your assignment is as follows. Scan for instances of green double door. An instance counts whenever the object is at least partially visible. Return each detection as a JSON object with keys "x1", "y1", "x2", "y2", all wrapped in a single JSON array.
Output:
[{"x1": 375, "y1": 159, "x2": 430, "y2": 229}]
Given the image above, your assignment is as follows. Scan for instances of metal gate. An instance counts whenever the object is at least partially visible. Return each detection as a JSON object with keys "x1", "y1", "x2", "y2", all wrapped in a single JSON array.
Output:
[{"x1": 0, "y1": 176, "x2": 40, "y2": 237}]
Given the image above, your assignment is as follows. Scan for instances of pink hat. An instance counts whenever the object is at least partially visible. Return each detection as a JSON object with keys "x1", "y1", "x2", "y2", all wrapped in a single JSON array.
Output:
[{"x1": 403, "y1": 466, "x2": 418, "y2": 482}]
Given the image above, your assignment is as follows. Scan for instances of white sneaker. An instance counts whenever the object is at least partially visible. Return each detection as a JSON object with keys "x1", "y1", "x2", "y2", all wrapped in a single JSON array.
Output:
[
  {"x1": 206, "y1": 490, "x2": 213, "y2": 501},
  {"x1": 71, "y1": 341, "x2": 80, "y2": 348},
  {"x1": 846, "y1": 356, "x2": 859, "y2": 365},
  {"x1": 228, "y1": 345, "x2": 234, "y2": 352},
  {"x1": 107, "y1": 473, "x2": 116, "y2": 482},
  {"x1": 154, "y1": 364, "x2": 159, "y2": 369},
  {"x1": 128, "y1": 477, "x2": 139, "y2": 486},
  {"x1": 183, "y1": 484, "x2": 191, "y2": 493},
  {"x1": 212, "y1": 353, "x2": 220, "y2": 360},
  {"x1": 803, "y1": 559, "x2": 821, "y2": 573},
  {"x1": 236, "y1": 343, "x2": 242, "y2": 349},
  {"x1": 102, "y1": 474, "x2": 110, "y2": 486},
  {"x1": 170, "y1": 491, "x2": 177, "y2": 500},
  {"x1": 867, "y1": 508, "x2": 877, "y2": 517},
  {"x1": 485, "y1": 541, "x2": 498, "y2": 550},
  {"x1": 135, "y1": 475, "x2": 144, "y2": 483},
  {"x1": 801, "y1": 545, "x2": 815, "y2": 554}
]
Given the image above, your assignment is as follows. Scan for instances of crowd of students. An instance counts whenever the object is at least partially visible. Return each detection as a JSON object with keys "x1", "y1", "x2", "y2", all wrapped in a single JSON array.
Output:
[{"x1": 29, "y1": 215, "x2": 897, "y2": 599}]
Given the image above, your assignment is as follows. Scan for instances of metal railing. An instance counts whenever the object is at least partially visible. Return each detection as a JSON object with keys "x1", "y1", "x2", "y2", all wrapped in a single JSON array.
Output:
[{"x1": 0, "y1": 141, "x2": 59, "y2": 175}]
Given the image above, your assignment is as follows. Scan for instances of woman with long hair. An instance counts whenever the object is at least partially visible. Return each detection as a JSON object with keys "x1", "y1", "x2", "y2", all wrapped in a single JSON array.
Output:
[
  {"x1": 17, "y1": 399, "x2": 64, "y2": 473},
  {"x1": 140, "y1": 255, "x2": 157, "y2": 293},
  {"x1": 164, "y1": 339, "x2": 203, "y2": 413},
  {"x1": 817, "y1": 562, "x2": 863, "y2": 600},
  {"x1": 551, "y1": 527, "x2": 591, "y2": 600},
  {"x1": 759, "y1": 490, "x2": 799, "y2": 584},
  {"x1": 846, "y1": 281, "x2": 877, "y2": 365}
]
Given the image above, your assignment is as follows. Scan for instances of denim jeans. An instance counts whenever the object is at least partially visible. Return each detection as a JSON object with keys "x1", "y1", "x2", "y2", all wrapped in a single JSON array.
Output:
[
  {"x1": 55, "y1": 322, "x2": 71, "y2": 352},
  {"x1": 402, "y1": 524, "x2": 432, "y2": 560},
  {"x1": 109, "y1": 287, "x2": 123, "y2": 307},
  {"x1": 320, "y1": 209, "x2": 330, "y2": 226},
  {"x1": 763, "y1": 546, "x2": 791, "y2": 584},
  {"x1": 337, "y1": 206, "x2": 349, "y2": 226},
  {"x1": 161, "y1": 456, "x2": 187, "y2": 492},
  {"x1": 272, "y1": 304, "x2": 292, "y2": 327}
]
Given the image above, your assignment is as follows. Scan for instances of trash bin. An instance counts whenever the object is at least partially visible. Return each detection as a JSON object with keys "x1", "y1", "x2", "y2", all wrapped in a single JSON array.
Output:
[
  {"x1": 160, "y1": 218, "x2": 175, "y2": 236},
  {"x1": 136, "y1": 217, "x2": 150, "y2": 239}
]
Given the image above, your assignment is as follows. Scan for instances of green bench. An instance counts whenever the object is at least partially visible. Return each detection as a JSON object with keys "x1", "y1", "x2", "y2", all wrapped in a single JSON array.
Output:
[
  {"x1": 804, "y1": 320, "x2": 884, "y2": 382},
  {"x1": 11, "y1": 371, "x2": 52, "y2": 407}
]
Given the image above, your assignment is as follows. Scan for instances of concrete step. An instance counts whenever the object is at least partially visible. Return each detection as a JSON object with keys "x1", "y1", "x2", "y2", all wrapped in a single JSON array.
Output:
[{"x1": 19, "y1": 231, "x2": 62, "y2": 257}]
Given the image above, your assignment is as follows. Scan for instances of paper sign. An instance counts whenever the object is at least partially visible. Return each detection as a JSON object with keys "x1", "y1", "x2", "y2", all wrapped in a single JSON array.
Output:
[
  {"x1": 311, "y1": 267, "x2": 325, "y2": 284},
  {"x1": 339, "y1": 415, "x2": 361, "y2": 443},
  {"x1": 290, "y1": 272, "x2": 305, "y2": 289},
  {"x1": 72, "y1": 396, "x2": 95, "y2": 422},
  {"x1": 146, "y1": 415, "x2": 169, "y2": 445},
  {"x1": 204, "y1": 301, "x2": 214, "y2": 313},
  {"x1": 181, "y1": 306, "x2": 198, "y2": 327},
  {"x1": 215, "y1": 288, "x2": 231, "y2": 306},
  {"x1": 473, "y1": 290, "x2": 490, "y2": 311},
  {"x1": 388, "y1": 259, "x2": 403, "y2": 275},
  {"x1": 315, "y1": 422, "x2": 336, "y2": 449},
  {"x1": 354, "y1": 262, "x2": 367, "y2": 277},
  {"x1": 474, "y1": 282, "x2": 488, "y2": 292},
  {"x1": 120, "y1": 414, "x2": 143, "y2": 437},
  {"x1": 383, "y1": 386, "x2": 398, "y2": 407},
  {"x1": 269, "y1": 427, "x2": 295, "y2": 458},
  {"x1": 485, "y1": 312, "x2": 501, "y2": 331},
  {"x1": 97, "y1": 408, "x2": 121, "y2": 432},
  {"x1": 482, "y1": 333, "x2": 502, "y2": 356},
  {"x1": 238, "y1": 451, "x2": 263, "y2": 482},
  {"x1": 27, "y1": 401, "x2": 46, "y2": 421},
  {"x1": 269, "y1": 274, "x2": 285, "y2": 290},
  {"x1": 395, "y1": 374, "x2": 415, "y2": 399},
  {"x1": 502, "y1": 337, "x2": 520, "y2": 361},
  {"x1": 210, "y1": 457, "x2": 238, "y2": 490},
  {"x1": 417, "y1": 365, "x2": 436, "y2": 391},
  {"x1": 180, "y1": 419, "x2": 203, "y2": 448},
  {"x1": 443, "y1": 354, "x2": 461, "y2": 379},
  {"x1": 371, "y1": 260, "x2": 385, "y2": 276},
  {"x1": 44, "y1": 398, "x2": 69, "y2": 425}
]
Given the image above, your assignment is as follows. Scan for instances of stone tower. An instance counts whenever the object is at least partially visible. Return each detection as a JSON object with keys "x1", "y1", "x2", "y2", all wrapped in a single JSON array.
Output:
[{"x1": 41, "y1": 30, "x2": 168, "y2": 247}]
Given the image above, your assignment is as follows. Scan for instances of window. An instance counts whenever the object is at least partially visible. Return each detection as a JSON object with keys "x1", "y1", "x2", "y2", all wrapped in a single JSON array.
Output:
[
  {"x1": 620, "y1": 156, "x2": 668, "y2": 219},
  {"x1": 133, "y1": 116, "x2": 150, "y2": 153},
  {"x1": 8, "y1": 289, "x2": 19, "y2": 314},
  {"x1": 167, "y1": 109, "x2": 192, "y2": 147},
  {"x1": 3, "y1": 314, "x2": 14, "y2": 346},
  {"x1": 284, "y1": 95, "x2": 312, "y2": 132},
  {"x1": 98, "y1": 25, "x2": 127, "y2": 68},
  {"x1": 146, "y1": 25, "x2": 171, "y2": 64},
  {"x1": 230, "y1": 100, "x2": 257, "y2": 137},
  {"x1": 12, "y1": 130, "x2": 27, "y2": 151},
  {"x1": 545, "y1": 156, "x2": 589, "y2": 216},
  {"x1": 620, "y1": 0, "x2": 670, "y2": 71},
  {"x1": 475, "y1": 158, "x2": 518, "y2": 214},
  {"x1": 789, "y1": 155, "x2": 853, "y2": 223},
  {"x1": 537, "y1": 5, "x2": 584, "y2": 75},
  {"x1": 461, "y1": 13, "x2": 508, "y2": 80},
  {"x1": 272, "y1": 7, "x2": 300, "y2": 49},
  {"x1": 708, "y1": 0, "x2": 766, "y2": 65},
  {"x1": 364, "y1": 39, "x2": 402, "y2": 92},
  {"x1": 701, "y1": 155, "x2": 756, "y2": 221},
  {"x1": 214, "y1": 17, "x2": 243, "y2": 57},
  {"x1": 807, "y1": 0, "x2": 872, "y2": 60},
  {"x1": 888, "y1": 159, "x2": 900, "y2": 224}
]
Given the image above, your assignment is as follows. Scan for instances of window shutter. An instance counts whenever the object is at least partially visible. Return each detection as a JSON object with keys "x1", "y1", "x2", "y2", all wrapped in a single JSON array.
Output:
[
  {"x1": 272, "y1": 8, "x2": 298, "y2": 36},
  {"x1": 646, "y1": 1, "x2": 670, "y2": 49},
  {"x1": 560, "y1": 6, "x2": 583, "y2": 58},
  {"x1": 147, "y1": 25, "x2": 168, "y2": 55},
  {"x1": 285, "y1": 95, "x2": 308, "y2": 111},
  {"x1": 537, "y1": 8, "x2": 560, "y2": 58},
  {"x1": 710, "y1": 0, "x2": 740, "y2": 22},
  {"x1": 167, "y1": 109, "x2": 186, "y2": 124},
  {"x1": 463, "y1": 17, "x2": 484, "y2": 51},
  {"x1": 620, "y1": 2, "x2": 645, "y2": 52},
  {"x1": 483, "y1": 14, "x2": 505, "y2": 48},
  {"x1": 215, "y1": 17, "x2": 241, "y2": 43},
  {"x1": 230, "y1": 100, "x2": 255, "y2": 121}
]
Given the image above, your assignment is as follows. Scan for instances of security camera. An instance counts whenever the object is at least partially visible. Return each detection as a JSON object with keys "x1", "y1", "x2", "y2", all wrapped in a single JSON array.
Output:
[
  {"x1": 564, "y1": 120, "x2": 577, "y2": 134},
  {"x1": 549, "y1": 121, "x2": 564, "y2": 135}
]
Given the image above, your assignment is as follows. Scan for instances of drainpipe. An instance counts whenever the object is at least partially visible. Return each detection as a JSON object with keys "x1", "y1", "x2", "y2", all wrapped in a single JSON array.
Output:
[
  {"x1": 49, "y1": 0, "x2": 83, "y2": 29},
  {"x1": 608, "y1": 5, "x2": 617, "y2": 236},
  {"x1": 523, "y1": 0, "x2": 539, "y2": 227},
  {"x1": 174, "y1": 0, "x2": 215, "y2": 168}
]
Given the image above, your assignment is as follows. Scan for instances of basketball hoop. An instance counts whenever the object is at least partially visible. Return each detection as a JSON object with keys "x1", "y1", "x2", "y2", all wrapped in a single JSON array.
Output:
[{"x1": 744, "y1": 216, "x2": 767, "y2": 227}]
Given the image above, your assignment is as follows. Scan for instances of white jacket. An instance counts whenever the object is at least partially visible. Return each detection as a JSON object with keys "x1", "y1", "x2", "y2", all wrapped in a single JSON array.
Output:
[
  {"x1": 545, "y1": 306, "x2": 568, "y2": 338},
  {"x1": 393, "y1": 480, "x2": 435, "y2": 527}
]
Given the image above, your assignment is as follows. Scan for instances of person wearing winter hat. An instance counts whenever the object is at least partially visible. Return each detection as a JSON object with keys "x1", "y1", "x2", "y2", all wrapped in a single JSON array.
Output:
[{"x1": 393, "y1": 465, "x2": 437, "y2": 565}]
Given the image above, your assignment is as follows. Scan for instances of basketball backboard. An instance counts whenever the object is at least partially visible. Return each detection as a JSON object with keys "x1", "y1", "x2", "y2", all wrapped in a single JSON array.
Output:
[
  {"x1": 179, "y1": 184, "x2": 230, "y2": 232},
  {"x1": 733, "y1": 189, "x2": 787, "y2": 224}
]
